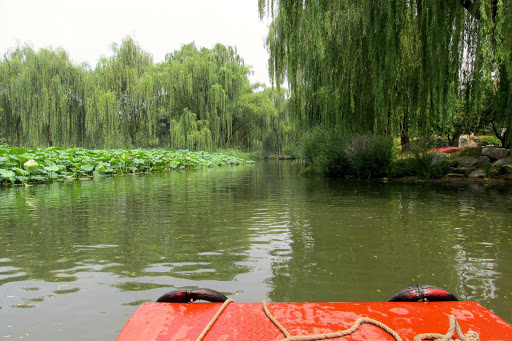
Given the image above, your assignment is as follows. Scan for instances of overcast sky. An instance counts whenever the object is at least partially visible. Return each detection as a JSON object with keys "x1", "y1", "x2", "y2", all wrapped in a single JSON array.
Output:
[{"x1": 0, "y1": 0, "x2": 272, "y2": 85}]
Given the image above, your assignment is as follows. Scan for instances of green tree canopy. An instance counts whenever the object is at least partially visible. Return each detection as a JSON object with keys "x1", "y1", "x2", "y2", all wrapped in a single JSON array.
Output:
[
  {"x1": 0, "y1": 46, "x2": 86, "y2": 147},
  {"x1": 87, "y1": 37, "x2": 157, "y2": 148},
  {"x1": 0, "y1": 38, "x2": 294, "y2": 152},
  {"x1": 259, "y1": 0, "x2": 512, "y2": 148}
]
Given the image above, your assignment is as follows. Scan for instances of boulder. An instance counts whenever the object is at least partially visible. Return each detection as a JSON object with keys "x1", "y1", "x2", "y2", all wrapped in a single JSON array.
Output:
[
  {"x1": 445, "y1": 173, "x2": 466, "y2": 179},
  {"x1": 458, "y1": 134, "x2": 479, "y2": 149},
  {"x1": 478, "y1": 156, "x2": 490, "y2": 166},
  {"x1": 468, "y1": 168, "x2": 487, "y2": 178},
  {"x1": 498, "y1": 164, "x2": 512, "y2": 175},
  {"x1": 456, "y1": 156, "x2": 478, "y2": 168},
  {"x1": 430, "y1": 153, "x2": 448, "y2": 166},
  {"x1": 482, "y1": 147, "x2": 509, "y2": 160},
  {"x1": 492, "y1": 157, "x2": 512, "y2": 167}
]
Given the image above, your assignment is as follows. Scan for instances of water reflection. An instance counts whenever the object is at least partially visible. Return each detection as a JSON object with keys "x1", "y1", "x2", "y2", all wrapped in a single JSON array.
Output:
[
  {"x1": 0, "y1": 162, "x2": 511, "y2": 340},
  {"x1": 266, "y1": 177, "x2": 512, "y2": 318}
]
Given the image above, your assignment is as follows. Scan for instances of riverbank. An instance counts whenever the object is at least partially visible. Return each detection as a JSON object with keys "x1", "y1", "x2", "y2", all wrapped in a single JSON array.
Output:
[
  {"x1": 2, "y1": 145, "x2": 510, "y2": 186},
  {"x1": 0, "y1": 146, "x2": 250, "y2": 186},
  {"x1": 385, "y1": 176, "x2": 511, "y2": 187},
  {"x1": 389, "y1": 146, "x2": 512, "y2": 181}
]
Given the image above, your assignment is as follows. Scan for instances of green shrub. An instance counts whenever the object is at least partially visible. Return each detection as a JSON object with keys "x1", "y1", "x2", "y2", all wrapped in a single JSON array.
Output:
[
  {"x1": 390, "y1": 152, "x2": 451, "y2": 179},
  {"x1": 389, "y1": 157, "x2": 417, "y2": 178},
  {"x1": 300, "y1": 129, "x2": 393, "y2": 178},
  {"x1": 454, "y1": 147, "x2": 482, "y2": 157},
  {"x1": 248, "y1": 151, "x2": 264, "y2": 160},
  {"x1": 344, "y1": 135, "x2": 393, "y2": 178},
  {"x1": 300, "y1": 126, "x2": 328, "y2": 165},
  {"x1": 282, "y1": 144, "x2": 299, "y2": 158},
  {"x1": 483, "y1": 162, "x2": 497, "y2": 177},
  {"x1": 413, "y1": 152, "x2": 450, "y2": 179},
  {"x1": 479, "y1": 136, "x2": 501, "y2": 147},
  {"x1": 300, "y1": 127, "x2": 350, "y2": 177}
]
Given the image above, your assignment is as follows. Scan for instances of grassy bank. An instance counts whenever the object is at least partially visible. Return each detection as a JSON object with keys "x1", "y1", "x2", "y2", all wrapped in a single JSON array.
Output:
[{"x1": 0, "y1": 146, "x2": 251, "y2": 186}]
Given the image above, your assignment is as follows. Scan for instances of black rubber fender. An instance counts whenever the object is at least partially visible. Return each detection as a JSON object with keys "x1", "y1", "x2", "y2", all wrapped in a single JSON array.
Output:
[
  {"x1": 156, "y1": 288, "x2": 228, "y2": 303},
  {"x1": 388, "y1": 284, "x2": 458, "y2": 302}
]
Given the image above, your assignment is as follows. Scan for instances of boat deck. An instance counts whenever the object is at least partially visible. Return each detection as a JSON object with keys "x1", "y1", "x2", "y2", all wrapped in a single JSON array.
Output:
[{"x1": 117, "y1": 301, "x2": 512, "y2": 340}]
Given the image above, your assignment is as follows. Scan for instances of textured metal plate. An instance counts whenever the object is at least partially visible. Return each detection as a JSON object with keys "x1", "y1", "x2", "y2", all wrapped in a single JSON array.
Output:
[{"x1": 117, "y1": 301, "x2": 512, "y2": 340}]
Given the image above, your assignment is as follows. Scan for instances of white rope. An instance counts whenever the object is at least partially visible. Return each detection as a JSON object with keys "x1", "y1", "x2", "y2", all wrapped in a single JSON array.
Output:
[{"x1": 196, "y1": 298, "x2": 234, "y2": 341}]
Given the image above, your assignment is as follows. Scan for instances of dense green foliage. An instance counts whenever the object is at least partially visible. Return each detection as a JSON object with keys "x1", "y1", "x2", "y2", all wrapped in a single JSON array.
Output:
[
  {"x1": 479, "y1": 135, "x2": 502, "y2": 146},
  {"x1": 300, "y1": 127, "x2": 350, "y2": 177},
  {"x1": 300, "y1": 128, "x2": 393, "y2": 178},
  {"x1": 0, "y1": 145, "x2": 249, "y2": 186},
  {"x1": 299, "y1": 128, "x2": 510, "y2": 180},
  {"x1": 390, "y1": 153, "x2": 451, "y2": 180},
  {"x1": 259, "y1": 0, "x2": 512, "y2": 149},
  {"x1": 0, "y1": 38, "x2": 293, "y2": 152}
]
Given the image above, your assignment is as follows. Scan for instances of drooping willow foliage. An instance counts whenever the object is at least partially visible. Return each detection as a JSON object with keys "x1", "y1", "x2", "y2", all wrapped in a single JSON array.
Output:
[
  {"x1": 0, "y1": 38, "x2": 293, "y2": 152},
  {"x1": 89, "y1": 38, "x2": 156, "y2": 148},
  {"x1": 0, "y1": 46, "x2": 86, "y2": 147},
  {"x1": 157, "y1": 42, "x2": 278, "y2": 150},
  {"x1": 259, "y1": 0, "x2": 512, "y2": 148}
]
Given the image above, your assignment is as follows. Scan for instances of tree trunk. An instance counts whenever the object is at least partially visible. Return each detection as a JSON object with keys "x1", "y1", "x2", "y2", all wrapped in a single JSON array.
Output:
[
  {"x1": 502, "y1": 128, "x2": 510, "y2": 149},
  {"x1": 400, "y1": 109, "x2": 409, "y2": 151},
  {"x1": 400, "y1": 128, "x2": 409, "y2": 151},
  {"x1": 16, "y1": 117, "x2": 21, "y2": 147}
]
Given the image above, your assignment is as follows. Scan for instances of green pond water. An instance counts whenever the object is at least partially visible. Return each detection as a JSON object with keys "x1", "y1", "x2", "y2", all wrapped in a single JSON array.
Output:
[{"x1": 0, "y1": 161, "x2": 511, "y2": 340}]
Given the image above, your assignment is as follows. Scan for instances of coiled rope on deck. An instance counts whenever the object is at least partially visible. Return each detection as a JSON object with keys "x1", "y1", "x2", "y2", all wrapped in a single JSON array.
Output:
[
  {"x1": 262, "y1": 299, "x2": 403, "y2": 341},
  {"x1": 262, "y1": 300, "x2": 480, "y2": 341},
  {"x1": 196, "y1": 299, "x2": 480, "y2": 341}
]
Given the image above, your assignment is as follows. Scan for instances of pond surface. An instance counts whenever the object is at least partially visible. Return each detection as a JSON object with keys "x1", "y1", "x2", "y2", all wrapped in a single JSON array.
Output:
[{"x1": 1, "y1": 161, "x2": 511, "y2": 340}]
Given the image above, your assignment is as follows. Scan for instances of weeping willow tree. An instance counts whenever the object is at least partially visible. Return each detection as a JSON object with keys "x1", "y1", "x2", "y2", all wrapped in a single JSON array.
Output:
[
  {"x1": 0, "y1": 38, "x2": 295, "y2": 152},
  {"x1": 168, "y1": 108, "x2": 213, "y2": 150},
  {"x1": 230, "y1": 89, "x2": 276, "y2": 150},
  {"x1": 155, "y1": 42, "x2": 285, "y2": 151},
  {"x1": 477, "y1": 0, "x2": 512, "y2": 148},
  {"x1": 88, "y1": 37, "x2": 158, "y2": 148},
  {"x1": 259, "y1": 0, "x2": 512, "y2": 148},
  {"x1": 262, "y1": 86, "x2": 295, "y2": 153},
  {"x1": 0, "y1": 46, "x2": 86, "y2": 147}
]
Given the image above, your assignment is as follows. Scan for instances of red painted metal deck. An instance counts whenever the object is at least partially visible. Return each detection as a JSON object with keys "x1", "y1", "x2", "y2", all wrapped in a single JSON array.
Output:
[{"x1": 117, "y1": 301, "x2": 512, "y2": 340}]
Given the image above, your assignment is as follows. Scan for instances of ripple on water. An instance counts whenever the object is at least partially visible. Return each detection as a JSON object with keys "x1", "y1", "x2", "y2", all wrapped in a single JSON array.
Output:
[{"x1": 1, "y1": 163, "x2": 512, "y2": 341}]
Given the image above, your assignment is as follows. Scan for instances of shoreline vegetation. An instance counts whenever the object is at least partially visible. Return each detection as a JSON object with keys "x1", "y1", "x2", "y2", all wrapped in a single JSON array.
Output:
[
  {"x1": 0, "y1": 39, "x2": 294, "y2": 154},
  {"x1": 297, "y1": 129, "x2": 512, "y2": 182},
  {"x1": 2, "y1": 3, "x2": 511, "y2": 185},
  {"x1": 0, "y1": 146, "x2": 250, "y2": 186},
  {"x1": 1, "y1": 139, "x2": 510, "y2": 187}
]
